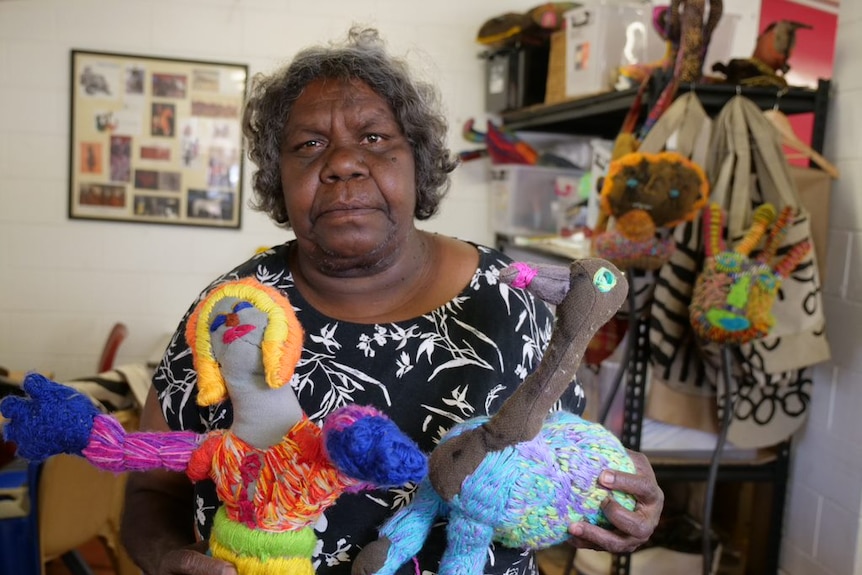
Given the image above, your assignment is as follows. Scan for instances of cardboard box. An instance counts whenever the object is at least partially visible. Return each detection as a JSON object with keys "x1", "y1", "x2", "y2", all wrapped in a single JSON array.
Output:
[
  {"x1": 563, "y1": 0, "x2": 654, "y2": 98},
  {"x1": 545, "y1": 31, "x2": 567, "y2": 105}
]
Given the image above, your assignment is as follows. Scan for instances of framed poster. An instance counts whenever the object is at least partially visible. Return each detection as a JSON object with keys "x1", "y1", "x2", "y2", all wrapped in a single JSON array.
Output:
[{"x1": 69, "y1": 50, "x2": 248, "y2": 228}]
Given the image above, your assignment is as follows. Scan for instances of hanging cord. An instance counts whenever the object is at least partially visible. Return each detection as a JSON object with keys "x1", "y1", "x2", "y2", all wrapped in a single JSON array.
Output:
[
  {"x1": 702, "y1": 345, "x2": 735, "y2": 575},
  {"x1": 598, "y1": 268, "x2": 638, "y2": 427}
]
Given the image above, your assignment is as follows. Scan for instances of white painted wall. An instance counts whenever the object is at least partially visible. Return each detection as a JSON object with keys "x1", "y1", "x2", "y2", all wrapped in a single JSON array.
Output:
[{"x1": 779, "y1": 1, "x2": 862, "y2": 573}]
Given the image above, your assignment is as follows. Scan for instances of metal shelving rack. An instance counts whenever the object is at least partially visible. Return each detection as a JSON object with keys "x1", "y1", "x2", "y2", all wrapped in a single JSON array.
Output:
[{"x1": 498, "y1": 77, "x2": 831, "y2": 575}]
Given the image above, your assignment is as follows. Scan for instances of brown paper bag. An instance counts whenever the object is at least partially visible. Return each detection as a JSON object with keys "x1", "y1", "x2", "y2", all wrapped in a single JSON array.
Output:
[{"x1": 792, "y1": 165, "x2": 832, "y2": 280}]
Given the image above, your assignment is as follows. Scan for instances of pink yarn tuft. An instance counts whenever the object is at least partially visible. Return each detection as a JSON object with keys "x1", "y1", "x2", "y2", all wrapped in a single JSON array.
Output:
[{"x1": 509, "y1": 262, "x2": 538, "y2": 289}]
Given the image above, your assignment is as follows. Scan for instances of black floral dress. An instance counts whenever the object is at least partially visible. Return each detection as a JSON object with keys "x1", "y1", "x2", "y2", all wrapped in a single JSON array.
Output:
[{"x1": 153, "y1": 241, "x2": 585, "y2": 575}]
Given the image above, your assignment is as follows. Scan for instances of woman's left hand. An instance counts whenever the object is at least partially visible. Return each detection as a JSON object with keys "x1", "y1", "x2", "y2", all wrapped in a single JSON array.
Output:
[{"x1": 567, "y1": 450, "x2": 664, "y2": 553}]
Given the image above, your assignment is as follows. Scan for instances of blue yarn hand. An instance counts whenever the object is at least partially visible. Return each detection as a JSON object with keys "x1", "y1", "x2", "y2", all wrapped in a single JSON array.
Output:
[
  {"x1": 0, "y1": 372, "x2": 99, "y2": 462},
  {"x1": 324, "y1": 407, "x2": 427, "y2": 486}
]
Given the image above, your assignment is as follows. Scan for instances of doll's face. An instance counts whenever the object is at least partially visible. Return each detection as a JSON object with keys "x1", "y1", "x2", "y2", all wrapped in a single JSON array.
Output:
[{"x1": 208, "y1": 297, "x2": 268, "y2": 388}]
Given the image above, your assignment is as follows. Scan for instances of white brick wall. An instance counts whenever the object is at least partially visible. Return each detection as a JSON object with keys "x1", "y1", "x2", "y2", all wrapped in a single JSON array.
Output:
[
  {"x1": 0, "y1": 0, "x2": 536, "y2": 378},
  {"x1": 780, "y1": 3, "x2": 862, "y2": 574}
]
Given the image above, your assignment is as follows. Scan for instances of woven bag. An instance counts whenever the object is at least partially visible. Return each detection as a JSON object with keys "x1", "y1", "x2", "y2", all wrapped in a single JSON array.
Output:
[{"x1": 651, "y1": 95, "x2": 830, "y2": 448}]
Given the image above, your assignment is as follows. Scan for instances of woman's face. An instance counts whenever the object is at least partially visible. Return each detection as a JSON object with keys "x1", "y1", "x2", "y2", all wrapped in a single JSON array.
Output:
[{"x1": 280, "y1": 78, "x2": 417, "y2": 275}]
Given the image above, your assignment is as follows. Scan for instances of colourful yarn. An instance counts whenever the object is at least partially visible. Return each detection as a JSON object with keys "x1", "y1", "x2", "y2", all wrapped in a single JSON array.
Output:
[
  {"x1": 757, "y1": 205, "x2": 794, "y2": 265},
  {"x1": 186, "y1": 278, "x2": 304, "y2": 406},
  {"x1": 83, "y1": 414, "x2": 199, "y2": 472},
  {"x1": 615, "y1": 210, "x2": 656, "y2": 242},
  {"x1": 508, "y1": 262, "x2": 538, "y2": 289},
  {"x1": 593, "y1": 229, "x2": 675, "y2": 271},
  {"x1": 736, "y1": 204, "x2": 776, "y2": 256},
  {"x1": 187, "y1": 418, "x2": 354, "y2": 532},
  {"x1": 210, "y1": 506, "x2": 317, "y2": 564},
  {"x1": 378, "y1": 412, "x2": 635, "y2": 572},
  {"x1": 323, "y1": 405, "x2": 428, "y2": 486},
  {"x1": 690, "y1": 203, "x2": 811, "y2": 344},
  {"x1": 209, "y1": 540, "x2": 314, "y2": 575}
]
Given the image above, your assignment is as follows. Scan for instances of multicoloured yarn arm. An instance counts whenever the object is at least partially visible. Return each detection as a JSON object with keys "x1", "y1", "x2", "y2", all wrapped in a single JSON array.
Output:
[
  {"x1": 757, "y1": 205, "x2": 793, "y2": 265},
  {"x1": 83, "y1": 414, "x2": 199, "y2": 473},
  {"x1": 0, "y1": 372, "x2": 199, "y2": 472},
  {"x1": 736, "y1": 204, "x2": 776, "y2": 256},
  {"x1": 703, "y1": 203, "x2": 725, "y2": 259}
]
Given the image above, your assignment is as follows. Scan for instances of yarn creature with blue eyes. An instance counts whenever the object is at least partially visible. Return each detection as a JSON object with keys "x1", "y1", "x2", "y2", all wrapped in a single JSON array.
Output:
[
  {"x1": 352, "y1": 258, "x2": 636, "y2": 575},
  {"x1": 594, "y1": 151, "x2": 709, "y2": 270},
  {"x1": 0, "y1": 278, "x2": 427, "y2": 575},
  {"x1": 690, "y1": 203, "x2": 811, "y2": 344}
]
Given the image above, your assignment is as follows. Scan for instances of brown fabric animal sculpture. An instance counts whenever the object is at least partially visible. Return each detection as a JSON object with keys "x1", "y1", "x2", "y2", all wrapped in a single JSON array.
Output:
[
  {"x1": 712, "y1": 20, "x2": 813, "y2": 88},
  {"x1": 352, "y1": 258, "x2": 635, "y2": 575},
  {"x1": 665, "y1": 0, "x2": 724, "y2": 83}
]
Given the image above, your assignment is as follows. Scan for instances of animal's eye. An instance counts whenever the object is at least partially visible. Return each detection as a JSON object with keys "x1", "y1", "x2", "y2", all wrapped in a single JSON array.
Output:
[
  {"x1": 593, "y1": 267, "x2": 617, "y2": 293},
  {"x1": 669, "y1": 188, "x2": 680, "y2": 199},
  {"x1": 210, "y1": 314, "x2": 227, "y2": 332},
  {"x1": 626, "y1": 178, "x2": 639, "y2": 188},
  {"x1": 233, "y1": 301, "x2": 253, "y2": 313}
]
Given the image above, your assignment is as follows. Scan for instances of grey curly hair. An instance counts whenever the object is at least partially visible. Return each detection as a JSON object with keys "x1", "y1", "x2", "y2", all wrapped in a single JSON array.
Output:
[{"x1": 242, "y1": 27, "x2": 459, "y2": 228}]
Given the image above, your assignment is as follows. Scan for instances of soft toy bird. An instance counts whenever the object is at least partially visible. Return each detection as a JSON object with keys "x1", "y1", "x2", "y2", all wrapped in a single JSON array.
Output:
[
  {"x1": 711, "y1": 19, "x2": 812, "y2": 87},
  {"x1": 0, "y1": 278, "x2": 426, "y2": 575},
  {"x1": 352, "y1": 258, "x2": 635, "y2": 575}
]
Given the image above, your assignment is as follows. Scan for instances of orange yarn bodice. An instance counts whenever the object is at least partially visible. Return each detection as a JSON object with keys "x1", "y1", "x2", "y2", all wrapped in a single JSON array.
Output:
[{"x1": 188, "y1": 417, "x2": 356, "y2": 531}]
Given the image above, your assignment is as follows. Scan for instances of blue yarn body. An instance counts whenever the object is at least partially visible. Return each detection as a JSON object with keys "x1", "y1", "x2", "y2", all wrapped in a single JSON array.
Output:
[
  {"x1": 375, "y1": 411, "x2": 636, "y2": 575},
  {"x1": 325, "y1": 413, "x2": 427, "y2": 486},
  {"x1": 0, "y1": 373, "x2": 99, "y2": 462}
]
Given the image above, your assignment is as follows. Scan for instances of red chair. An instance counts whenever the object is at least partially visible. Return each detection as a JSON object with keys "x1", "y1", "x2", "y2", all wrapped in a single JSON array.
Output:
[{"x1": 97, "y1": 323, "x2": 128, "y2": 373}]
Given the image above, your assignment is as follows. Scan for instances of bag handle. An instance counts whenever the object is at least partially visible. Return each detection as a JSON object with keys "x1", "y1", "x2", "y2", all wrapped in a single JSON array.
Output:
[
  {"x1": 707, "y1": 96, "x2": 801, "y2": 241},
  {"x1": 741, "y1": 97, "x2": 800, "y2": 209},
  {"x1": 639, "y1": 91, "x2": 710, "y2": 159}
]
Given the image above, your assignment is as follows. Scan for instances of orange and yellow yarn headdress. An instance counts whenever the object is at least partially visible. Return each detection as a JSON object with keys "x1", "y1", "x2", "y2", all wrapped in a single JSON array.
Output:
[{"x1": 185, "y1": 278, "x2": 304, "y2": 406}]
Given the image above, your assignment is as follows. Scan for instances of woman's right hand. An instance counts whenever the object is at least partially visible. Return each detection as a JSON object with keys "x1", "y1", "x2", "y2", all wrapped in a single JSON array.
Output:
[{"x1": 155, "y1": 541, "x2": 237, "y2": 575}]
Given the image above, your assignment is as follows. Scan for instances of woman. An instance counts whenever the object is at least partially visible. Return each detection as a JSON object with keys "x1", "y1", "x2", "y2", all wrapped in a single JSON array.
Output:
[{"x1": 121, "y1": 27, "x2": 662, "y2": 575}]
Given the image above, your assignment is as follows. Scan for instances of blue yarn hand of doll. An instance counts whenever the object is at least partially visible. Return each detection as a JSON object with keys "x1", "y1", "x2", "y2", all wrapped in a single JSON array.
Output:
[
  {"x1": 324, "y1": 406, "x2": 427, "y2": 486},
  {"x1": 352, "y1": 259, "x2": 635, "y2": 575},
  {"x1": 690, "y1": 203, "x2": 811, "y2": 344},
  {"x1": 0, "y1": 373, "x2": 100, "y2": 461}
]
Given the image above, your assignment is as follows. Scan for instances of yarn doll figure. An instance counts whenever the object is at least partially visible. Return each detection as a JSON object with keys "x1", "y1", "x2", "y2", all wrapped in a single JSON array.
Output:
[
  {"x1": 1, "y1": 278, "x2": 427, "y2": 575},
  {"x1": 690, "y1": 203, "x2": 811, "y2": 344},
  {"x1": 352, "y1": 258, "x2": 635, "y2": 575}
]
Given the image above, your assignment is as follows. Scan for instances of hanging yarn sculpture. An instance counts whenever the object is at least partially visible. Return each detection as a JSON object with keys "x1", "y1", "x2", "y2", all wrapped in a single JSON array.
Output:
[
  {"x1": 1, "y1": 278, "x2": 426, "y2": 575},
  {"x1": 593, "y1": 151, "x2": 709, "y2": 270},
  {"x1": 689, "y1": 203, "x2": 811, "y2": 344},
  {"x1": 352, "y1": 258, "x2": 635, "y2": 575}
]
